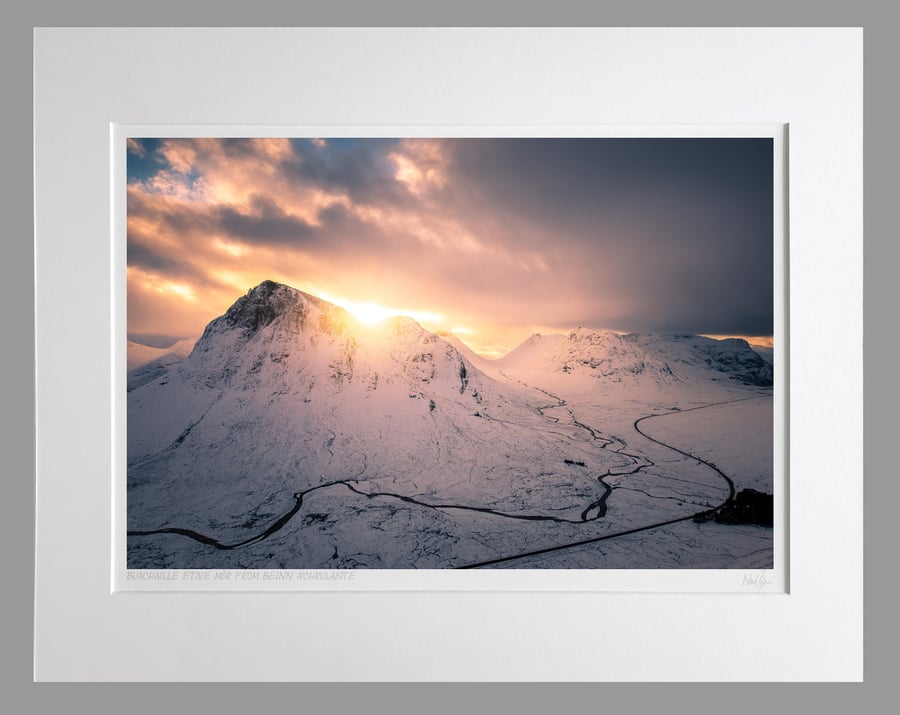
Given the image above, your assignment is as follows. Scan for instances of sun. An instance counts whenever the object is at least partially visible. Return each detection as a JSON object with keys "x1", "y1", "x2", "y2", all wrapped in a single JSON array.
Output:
[
  {"x1": 316, "y1": 290, "x2": 445, "y2": 328},
  {"x1": 346, "y1": 301, "x2": 394, "y2": 326}
]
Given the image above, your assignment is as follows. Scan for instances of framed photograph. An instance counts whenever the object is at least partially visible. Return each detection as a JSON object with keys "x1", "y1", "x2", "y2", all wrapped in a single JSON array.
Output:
[
  {"x1": 34, "y1": 28, "x2": 862, "y2": 681},
  {"x1": 114, "y1": 127, "x2": 785, "y2": 593}
]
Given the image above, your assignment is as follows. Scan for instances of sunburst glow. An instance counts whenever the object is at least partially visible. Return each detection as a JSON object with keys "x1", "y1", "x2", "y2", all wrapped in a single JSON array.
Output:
[
  {"x1": 346, "y1": 301, "x2": 396, "y2": 325},
  {"x1": 325, "y1": 295, "x2": 443, "y2": 327}
]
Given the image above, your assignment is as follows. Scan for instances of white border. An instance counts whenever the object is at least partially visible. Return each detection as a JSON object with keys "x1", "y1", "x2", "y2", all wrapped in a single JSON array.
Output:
[
  {"x1": 112, "y1": 123, "x2": 786, "y2": 593},
  {"x1": 36, "y1": 28, "x2": 861, "y2": 681}
]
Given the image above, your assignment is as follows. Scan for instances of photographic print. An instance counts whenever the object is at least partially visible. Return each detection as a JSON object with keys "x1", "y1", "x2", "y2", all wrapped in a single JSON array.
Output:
[{"x1": 125, "y1": 136, "x2": 775, "y2": 571}]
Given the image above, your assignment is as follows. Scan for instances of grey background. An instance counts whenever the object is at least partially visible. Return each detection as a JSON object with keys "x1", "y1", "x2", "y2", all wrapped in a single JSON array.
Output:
[{"x1": 2, "y1": 0, "x2": 889, "y2": 709}]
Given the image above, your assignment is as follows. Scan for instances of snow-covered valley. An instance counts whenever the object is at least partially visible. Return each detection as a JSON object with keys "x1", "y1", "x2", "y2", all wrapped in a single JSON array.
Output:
[{"x1": 127, "y1": 281, "x2": 774, "y2": 570}]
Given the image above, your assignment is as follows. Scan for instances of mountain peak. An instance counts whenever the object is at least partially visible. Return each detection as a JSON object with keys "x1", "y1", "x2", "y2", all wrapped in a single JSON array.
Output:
[
  {"x1": 222, "y1": 280, "x2": 321, "y2": 334},
  {"x1": 188, "y1": 281, "x2": 337, "y2": 359},
  {"x1": 251, "y1": 278, "x2": 281, "y2": 293}
]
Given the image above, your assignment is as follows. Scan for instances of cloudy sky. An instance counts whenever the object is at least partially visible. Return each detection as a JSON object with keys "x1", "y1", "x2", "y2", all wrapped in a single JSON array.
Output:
[{"x1": 127, "y1": 137, "x2": 773, "y2": 357}]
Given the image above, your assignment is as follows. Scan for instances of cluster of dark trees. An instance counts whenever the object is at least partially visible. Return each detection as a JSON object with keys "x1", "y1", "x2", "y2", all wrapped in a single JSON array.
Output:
[{"x1": 694, "y1": 488, "x2": 774, "y2": 526}]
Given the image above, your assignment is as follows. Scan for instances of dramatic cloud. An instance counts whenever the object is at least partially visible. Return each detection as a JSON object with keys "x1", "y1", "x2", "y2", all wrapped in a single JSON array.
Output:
[{"x1": 126, "y1": 137, "x2": 774, "y2": 356}]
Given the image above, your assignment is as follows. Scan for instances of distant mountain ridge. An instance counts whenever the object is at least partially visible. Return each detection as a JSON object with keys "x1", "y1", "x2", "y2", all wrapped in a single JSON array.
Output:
[
  {"x1": 127, "y1": 337, "x2": 197, "y2": 391},
  {"x1": 495, "y1": 328, "x2": 772, "y2": 387}
]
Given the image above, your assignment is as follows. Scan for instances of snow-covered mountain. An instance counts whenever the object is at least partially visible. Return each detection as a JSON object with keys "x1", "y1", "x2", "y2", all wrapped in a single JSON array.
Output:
[
  {"x1": 128, "y1": 281, "x2": 632, "y2": 568},
  {"x1": 496, "y1": 328, "x2": 772, "y2": 387},
  {"x1": 129, "y1": 281, "x2": 482, "y2": 467}
]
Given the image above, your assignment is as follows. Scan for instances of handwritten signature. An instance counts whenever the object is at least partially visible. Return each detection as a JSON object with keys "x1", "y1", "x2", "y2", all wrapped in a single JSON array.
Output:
[{"x1": 742, "y1": 570, "x2": 773, "y2": 589}]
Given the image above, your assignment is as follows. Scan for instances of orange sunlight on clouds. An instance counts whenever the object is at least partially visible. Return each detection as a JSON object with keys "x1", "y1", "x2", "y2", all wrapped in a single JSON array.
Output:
[{"x1": 126, "y1": 137, "x2": 775, "y2": 357}]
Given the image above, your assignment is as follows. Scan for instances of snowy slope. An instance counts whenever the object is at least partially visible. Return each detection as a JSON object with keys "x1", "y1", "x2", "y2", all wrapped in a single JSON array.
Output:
[{"x1": 434, "y1": 331, "x2": 498, "y2": 373}]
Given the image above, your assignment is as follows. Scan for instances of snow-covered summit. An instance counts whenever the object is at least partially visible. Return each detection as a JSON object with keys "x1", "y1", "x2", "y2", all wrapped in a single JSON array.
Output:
[{"x1": 195, "y1": 280, "x2": 348, "y2": 350}]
